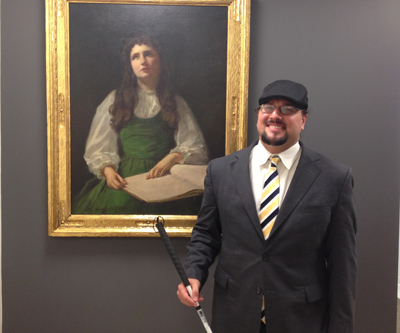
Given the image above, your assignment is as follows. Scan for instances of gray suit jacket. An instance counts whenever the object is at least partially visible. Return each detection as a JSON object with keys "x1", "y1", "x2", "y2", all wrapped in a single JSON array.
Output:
[{"x1": 185, "y1": 142, "x2": 357, "y2": 333}]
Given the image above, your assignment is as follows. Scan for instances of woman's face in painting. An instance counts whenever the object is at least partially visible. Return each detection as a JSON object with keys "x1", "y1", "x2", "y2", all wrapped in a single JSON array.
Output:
[{"x1": 130, "y1": 44, "x2": 161, "y2": 88}]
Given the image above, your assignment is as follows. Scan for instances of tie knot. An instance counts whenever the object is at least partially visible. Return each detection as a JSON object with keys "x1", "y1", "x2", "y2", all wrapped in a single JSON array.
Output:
[{"x1": 270, "y1": 155, "x2": 280, "y2": 166}]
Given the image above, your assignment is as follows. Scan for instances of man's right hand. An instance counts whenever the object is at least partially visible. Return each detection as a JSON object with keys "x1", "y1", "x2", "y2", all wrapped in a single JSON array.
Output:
[{"x1": 177, "y1": 278, "x2": 204, "y2": 307}]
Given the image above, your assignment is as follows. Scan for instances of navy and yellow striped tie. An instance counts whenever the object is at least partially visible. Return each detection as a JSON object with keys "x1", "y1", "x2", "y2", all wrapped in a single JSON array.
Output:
[
  {"x1": 260, "y1": 155, "x2": 280, "y2": 325},
  {"x1": 259, "y1": 155, "x2": 280, "y2": 240}
]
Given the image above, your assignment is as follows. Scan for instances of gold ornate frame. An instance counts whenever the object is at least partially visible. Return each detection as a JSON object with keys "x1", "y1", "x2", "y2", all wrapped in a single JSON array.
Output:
[{"x1": 46, "y1": 0, "x2": 250, "y2": 237}]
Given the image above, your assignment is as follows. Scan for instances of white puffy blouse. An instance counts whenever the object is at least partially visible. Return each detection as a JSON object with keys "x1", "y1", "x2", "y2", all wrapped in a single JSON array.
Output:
[{"x1": 84, "y1": 89, "x2": 209, "y2": 179}]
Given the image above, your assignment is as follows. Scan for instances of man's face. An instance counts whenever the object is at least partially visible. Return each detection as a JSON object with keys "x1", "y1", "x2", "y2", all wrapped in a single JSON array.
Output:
[{"x1": 256, "y1": 98, "x2": 308, "y2": 153}]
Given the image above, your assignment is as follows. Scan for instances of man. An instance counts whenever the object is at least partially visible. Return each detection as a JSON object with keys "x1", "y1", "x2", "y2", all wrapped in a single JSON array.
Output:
[{"x1": 177, "y1": 80, "x2": 357, "y2": 333}]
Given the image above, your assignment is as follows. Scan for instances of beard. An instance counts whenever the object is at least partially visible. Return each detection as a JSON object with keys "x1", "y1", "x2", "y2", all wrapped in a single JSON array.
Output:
[{"x1": 261, "y1": 132, "x2": 288, "y2": 146}]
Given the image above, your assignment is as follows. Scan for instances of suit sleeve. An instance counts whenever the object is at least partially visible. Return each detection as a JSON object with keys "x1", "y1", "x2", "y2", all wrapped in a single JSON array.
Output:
[
  {"x1": 326, "y1": 167, "x2": 357, "y2": 333},
  {"x1": 184, "y1": 161, "x2": 222, "y2": 287}
]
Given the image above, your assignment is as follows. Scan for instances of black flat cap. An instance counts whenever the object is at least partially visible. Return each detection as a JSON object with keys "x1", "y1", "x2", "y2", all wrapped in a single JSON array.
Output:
[{"x1": 259, "y1": 80, "x2": 308, "y2": 110}]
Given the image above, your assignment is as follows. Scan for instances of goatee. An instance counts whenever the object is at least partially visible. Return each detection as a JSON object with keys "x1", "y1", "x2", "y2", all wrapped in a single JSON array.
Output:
[{"x1": 261, "y1": 133, "x2": 287, "y2": 146}]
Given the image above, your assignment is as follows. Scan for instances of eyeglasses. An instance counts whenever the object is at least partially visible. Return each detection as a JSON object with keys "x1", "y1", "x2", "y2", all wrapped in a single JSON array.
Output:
[{"x1": 256, "y1": 104, "x2": 303, "y2": 116}]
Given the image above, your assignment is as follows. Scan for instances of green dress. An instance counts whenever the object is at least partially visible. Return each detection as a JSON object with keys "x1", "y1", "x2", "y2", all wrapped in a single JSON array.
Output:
[{"x1": 73, "y1": 114, "x2": 179, "y2": 214}]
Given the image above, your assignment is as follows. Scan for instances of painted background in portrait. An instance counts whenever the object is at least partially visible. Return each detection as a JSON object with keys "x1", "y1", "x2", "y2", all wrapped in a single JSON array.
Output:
[{"x1": 69, "y1": 4, "x2": 227, "y2": 214}]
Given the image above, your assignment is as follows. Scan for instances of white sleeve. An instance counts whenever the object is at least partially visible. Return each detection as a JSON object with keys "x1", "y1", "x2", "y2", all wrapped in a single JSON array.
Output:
[
  {"x1": 171, "y1": 96, "x2": 209, "y2": 165},
  {"x1": 83, "y1": 91, "x2": 120, "y2": 179}
]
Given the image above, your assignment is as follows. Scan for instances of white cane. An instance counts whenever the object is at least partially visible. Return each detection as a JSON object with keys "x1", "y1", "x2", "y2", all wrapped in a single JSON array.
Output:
[{"x1": 154, "y1": 217, "x2": 213, "y2": 333}]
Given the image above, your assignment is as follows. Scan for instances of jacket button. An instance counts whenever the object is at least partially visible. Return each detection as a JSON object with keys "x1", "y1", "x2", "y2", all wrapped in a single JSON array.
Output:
[
  {"x1": 256, "y1": 287, "x2": 262, "y2": 294},
  {"x1": 262, "y1": 254, "x2": 269, "y2": 261}
]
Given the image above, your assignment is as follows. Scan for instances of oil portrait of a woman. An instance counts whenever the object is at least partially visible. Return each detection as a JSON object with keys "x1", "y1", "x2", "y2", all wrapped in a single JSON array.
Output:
[{"x1": 72, "y1": 36, "x2": 209, "y2": 215}]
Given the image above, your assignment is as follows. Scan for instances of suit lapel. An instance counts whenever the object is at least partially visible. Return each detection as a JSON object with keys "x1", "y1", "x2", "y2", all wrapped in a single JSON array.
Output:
[
  {"x1": 269, "y1": 145, "x2": 322, "y2": 238},
  {"x1": 230, "y1": 142, "x2": 265, "y2": 241}
]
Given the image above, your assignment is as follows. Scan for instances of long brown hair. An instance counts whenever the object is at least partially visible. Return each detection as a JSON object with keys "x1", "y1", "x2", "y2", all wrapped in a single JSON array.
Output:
[{"x1": 109, "y1": 36, "x2": 179, "y2": 133}]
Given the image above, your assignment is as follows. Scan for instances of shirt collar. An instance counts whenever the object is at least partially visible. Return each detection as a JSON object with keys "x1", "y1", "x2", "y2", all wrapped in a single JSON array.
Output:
[{"x1": 254, "y1": 141, "x2": 301, "y2": 170}]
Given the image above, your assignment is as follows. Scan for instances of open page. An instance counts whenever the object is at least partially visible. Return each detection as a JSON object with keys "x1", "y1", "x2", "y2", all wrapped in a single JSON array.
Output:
[{"x1": 123, "y1": 164, "x2": 207, "y2": 203}]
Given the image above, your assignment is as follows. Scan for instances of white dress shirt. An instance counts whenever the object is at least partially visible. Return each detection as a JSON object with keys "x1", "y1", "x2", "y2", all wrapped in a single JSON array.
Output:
[{"x1": 250, "y1": 141, "x2": 302, "y2": 213}]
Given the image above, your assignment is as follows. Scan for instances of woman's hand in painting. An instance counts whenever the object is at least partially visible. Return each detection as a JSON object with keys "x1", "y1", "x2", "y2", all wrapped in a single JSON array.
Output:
[
  {"x1": 102, "y1": 165, "x2": 127, "y2": 190},
  {"x1": 146, "y1": 152, "x2": 184, "y2": 179}
]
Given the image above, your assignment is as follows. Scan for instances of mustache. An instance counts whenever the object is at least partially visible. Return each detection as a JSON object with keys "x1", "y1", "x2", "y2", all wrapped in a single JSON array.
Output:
[{"x1": 267, "y1": 120, "x2": 286, "y2": 126}]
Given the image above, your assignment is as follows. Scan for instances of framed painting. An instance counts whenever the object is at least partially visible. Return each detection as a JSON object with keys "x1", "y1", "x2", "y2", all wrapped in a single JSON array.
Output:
[{"x1": 46, "y1": 0, "x2": 250, "y2": 237}]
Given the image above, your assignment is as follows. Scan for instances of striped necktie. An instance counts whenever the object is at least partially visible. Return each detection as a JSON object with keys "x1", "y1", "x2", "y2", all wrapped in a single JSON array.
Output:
[
  {"x1": 260, "y1": 155, "x2": 280, "y2": 326},
  {"x1": 259, "y1": 155, "x2": 280, "y2": 240}
]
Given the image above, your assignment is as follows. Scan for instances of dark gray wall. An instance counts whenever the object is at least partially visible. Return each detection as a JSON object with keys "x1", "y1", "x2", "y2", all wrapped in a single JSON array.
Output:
[{"x1": 2, "y1": 0, "x2": 399, "y2": 332}]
